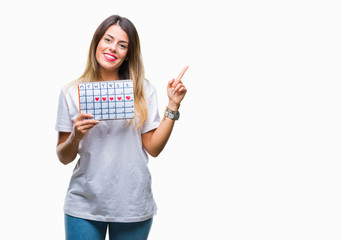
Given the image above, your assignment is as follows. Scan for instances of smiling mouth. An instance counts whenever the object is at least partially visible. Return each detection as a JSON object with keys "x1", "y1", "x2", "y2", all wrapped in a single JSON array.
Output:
[{"x1": 104, "y1": 53, "x2": 117, "y2": 61}]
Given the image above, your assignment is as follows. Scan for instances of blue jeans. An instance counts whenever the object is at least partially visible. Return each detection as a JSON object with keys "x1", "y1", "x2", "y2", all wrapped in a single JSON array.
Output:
[{"x1": 65, "y1": 214, "x2": 153, "y2": 240}]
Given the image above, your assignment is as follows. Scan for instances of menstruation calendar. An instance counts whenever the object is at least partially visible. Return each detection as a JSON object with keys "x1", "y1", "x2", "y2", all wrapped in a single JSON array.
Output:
[{"x1": 78, "y1": 80, "x2": 134, "y2": 120}]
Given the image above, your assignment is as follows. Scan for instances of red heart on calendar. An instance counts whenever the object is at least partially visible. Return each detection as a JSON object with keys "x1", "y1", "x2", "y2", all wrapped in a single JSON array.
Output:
[
  {"x1": 95, "y1": 97, "x2": 100, "y2": 101},
  {"x1": 126, "y1": 96, "x2": 131, "y2": 100},
  {"x1": 109, "y1": 97, "x2": 114, "y2": 101},
  {"x1": 102, "y1": 97, "x2": 107, "y2": 101},
  {"x1": 117, "y1": 97, "x2": 122, "y2": 101}
]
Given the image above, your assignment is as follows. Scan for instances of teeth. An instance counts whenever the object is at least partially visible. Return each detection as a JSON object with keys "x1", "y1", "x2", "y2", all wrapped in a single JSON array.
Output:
[{"x1": 105, "y1": 54, "x2": 116, "y2": 59}]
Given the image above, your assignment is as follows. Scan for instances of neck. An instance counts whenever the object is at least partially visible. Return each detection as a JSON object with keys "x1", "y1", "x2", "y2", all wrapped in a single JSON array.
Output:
[{"x1": 100, "y1": 69, "x2": 120, "y2": 81}]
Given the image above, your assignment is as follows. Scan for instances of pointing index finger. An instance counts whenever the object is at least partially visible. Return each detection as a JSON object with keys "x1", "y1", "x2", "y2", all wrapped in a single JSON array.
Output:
[{"x1": 176, "y1": 65, "x2": 189, "y2": 82}]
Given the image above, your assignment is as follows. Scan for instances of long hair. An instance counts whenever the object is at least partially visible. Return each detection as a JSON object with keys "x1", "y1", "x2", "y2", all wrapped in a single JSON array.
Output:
[{"x1": 75, "y1": 15, "x2": 147, "y2": 128}]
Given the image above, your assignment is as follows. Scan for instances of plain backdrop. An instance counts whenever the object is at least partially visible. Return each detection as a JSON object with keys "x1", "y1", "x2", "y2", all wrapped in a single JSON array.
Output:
[{"x1": 0, "y1": 0, "x2": 340, "y2": 239}]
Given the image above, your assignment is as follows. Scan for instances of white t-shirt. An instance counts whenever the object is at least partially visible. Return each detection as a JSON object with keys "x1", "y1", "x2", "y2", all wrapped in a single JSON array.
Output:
[{"x1": 55, "y1": 80, "x2": 161, "y2": 222}]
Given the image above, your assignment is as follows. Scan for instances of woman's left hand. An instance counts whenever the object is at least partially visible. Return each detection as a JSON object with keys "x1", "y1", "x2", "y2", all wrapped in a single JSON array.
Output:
[{"x1": 167, "y1": 66, "x2": 189, "y2": 110}]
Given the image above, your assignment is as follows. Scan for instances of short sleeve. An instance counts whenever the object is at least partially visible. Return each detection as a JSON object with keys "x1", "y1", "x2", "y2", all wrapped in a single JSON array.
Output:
[
  {"x1": 141, "y1": 82, "x2": 161, "y2": 134},
  {"x1": 55, "y1": 88, "x2": 74, "y2": 132}
]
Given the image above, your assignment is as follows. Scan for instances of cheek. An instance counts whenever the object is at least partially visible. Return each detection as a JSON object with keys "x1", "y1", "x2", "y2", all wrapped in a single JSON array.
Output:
[
  {"x1": 95, "y1": 47, "x2": 101, "y2": 62},
  {"x1": 95, "y1": 50, "x2": 100, "y2": 62},
  {"x1": 96, "y1": 42, "x2": 105, "y2": 57},
  {"x1": 121, "y1": 49, "x2": 128, "y2": 60}
]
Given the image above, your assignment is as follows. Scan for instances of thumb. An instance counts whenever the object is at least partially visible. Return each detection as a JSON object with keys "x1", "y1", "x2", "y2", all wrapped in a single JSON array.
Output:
[
  {"x1": 74, "y1": 113, "x2": 93, "y2": 123},
  {"x1": 168, "y1": 78, "x2": 175, "y2": 87}
]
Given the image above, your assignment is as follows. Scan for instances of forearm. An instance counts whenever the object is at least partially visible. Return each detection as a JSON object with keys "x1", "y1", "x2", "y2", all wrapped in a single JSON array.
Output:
[
  {"x1": 56, "y1": 113, "x2": 99, "y2": 165},
  {"x1": 57, "y1": 134, "x2": 80, "y2": 165},
  {"x1": 151, "y1": 117, "x2": 176, "y2": 156},
  {"x1": 143, "y1": 103, "x2": 179, "y2": 157}
]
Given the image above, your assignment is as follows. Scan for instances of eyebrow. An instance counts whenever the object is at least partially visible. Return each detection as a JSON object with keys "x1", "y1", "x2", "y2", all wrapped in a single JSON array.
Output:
[{"x1": 105, "y1": 34, "x2": 129, "y2": 44}]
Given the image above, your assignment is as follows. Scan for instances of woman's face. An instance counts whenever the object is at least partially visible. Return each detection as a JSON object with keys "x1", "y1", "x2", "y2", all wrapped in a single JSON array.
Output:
[{"x1": 96, "y1": 24, "x2": 129, "y2": 78}]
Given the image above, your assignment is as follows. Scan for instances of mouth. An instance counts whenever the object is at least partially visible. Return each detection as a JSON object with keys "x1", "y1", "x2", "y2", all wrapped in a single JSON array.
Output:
[{"x1": 103, "y1": 53, "x2": 117, "y2": 61}]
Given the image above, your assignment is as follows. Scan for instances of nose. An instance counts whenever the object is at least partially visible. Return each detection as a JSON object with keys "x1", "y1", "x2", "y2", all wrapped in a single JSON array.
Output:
[{"x1": 108, "y1": 42, "x2": 118, "y2": 52}]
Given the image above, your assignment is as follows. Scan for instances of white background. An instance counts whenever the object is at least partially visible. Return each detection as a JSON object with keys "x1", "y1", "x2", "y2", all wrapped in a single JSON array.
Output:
[{"x1": 0, "y1": 0, "x2": 340, "y2": 239}]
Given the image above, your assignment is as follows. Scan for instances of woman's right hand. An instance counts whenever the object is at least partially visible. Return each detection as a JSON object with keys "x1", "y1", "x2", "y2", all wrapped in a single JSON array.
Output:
[
  {"x1": 71, "y1": 113, "x2": 99, "y2": 141},
  {"x1": 57, "y1": 113, "x2": 98, "y2": 165}
]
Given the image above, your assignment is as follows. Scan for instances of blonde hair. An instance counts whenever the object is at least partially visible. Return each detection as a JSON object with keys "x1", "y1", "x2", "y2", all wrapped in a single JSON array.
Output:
[{"x1": 73, "y1": 15, "x2": 147, "y2": 128}]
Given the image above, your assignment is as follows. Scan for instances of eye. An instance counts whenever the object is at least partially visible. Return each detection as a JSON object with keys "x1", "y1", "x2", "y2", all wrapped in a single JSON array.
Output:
[
  {"x1": 104, "y1": 38, "x2": 111, "y2": 43},
  {"x1": 119, "y1": 44, "x2": 128, "y2": 49}
]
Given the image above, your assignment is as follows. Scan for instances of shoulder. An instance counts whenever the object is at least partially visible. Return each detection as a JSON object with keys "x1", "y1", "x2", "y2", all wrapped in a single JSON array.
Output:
[
  {"x1": 57, "y1": 80, "x2": 80, "y2": 110},
  {"x1": 59, "y1": 80, "x2": 79, "y2": 97}
]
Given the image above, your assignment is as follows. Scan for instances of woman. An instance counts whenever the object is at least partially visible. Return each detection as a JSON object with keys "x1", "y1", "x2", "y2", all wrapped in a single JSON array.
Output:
[{"x1": 55, "y1": 15, "x2": 188, "y2": 240}]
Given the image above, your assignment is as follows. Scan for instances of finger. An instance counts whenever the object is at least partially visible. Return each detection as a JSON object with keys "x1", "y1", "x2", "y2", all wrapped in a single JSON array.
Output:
[
  {"x1": 76, "y1": 122, "x2": 98, "y2": 134},
  {"x1": 172, "y1": 80, "x2": 182, "y2": 89},
  {"x1": 173, "y1": 83, "x2": 184, "y2": 94},
  {"x1": 80, "y1": 113, "x2": 94, "y2": 120},
  {"x1": 168, "y1": 78, "x2": 175, "y2": 87},
  {"x1": 178, "y1": 86, "x2": 187, "y2": 94},
  {"x1": 75, "y1": 113, "x2": 93, "y2": 123},
  {"x1": 172, "y1": 66, "x2": 188, "y2": 89},
  {"x1": 169, "y1": 79, "x2": 177, "y2": 94},
  {"x1": 78, "y1": 123, "x2": 98, "y2": 132},
  {"x1": 82, "y1": 119, "x2": 99, "y2": 125},
  {"x1": 176, "y1": 65, "x2": 189, "y2": 82},
  {"x1": 75, "y1": 119, "x2": 99, "y2": 128}
]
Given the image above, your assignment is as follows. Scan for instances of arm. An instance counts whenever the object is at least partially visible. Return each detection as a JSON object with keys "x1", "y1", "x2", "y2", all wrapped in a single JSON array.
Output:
[
  {"x1": 56, "y1": 113, "x2": 99, "y2": 165},
  {"x1": 142, "y1": 66, "x2": 188, "y2": 157}
]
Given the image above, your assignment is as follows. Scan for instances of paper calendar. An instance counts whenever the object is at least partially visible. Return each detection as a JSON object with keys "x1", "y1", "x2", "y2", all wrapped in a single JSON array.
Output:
[{"x1": 78, "y1": 80, "x2": 134, "y2": 120}]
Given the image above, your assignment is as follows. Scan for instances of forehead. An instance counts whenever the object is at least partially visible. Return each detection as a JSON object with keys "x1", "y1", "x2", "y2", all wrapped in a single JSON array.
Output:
[{"x1": 104, "y1": 24, "x2": 129, "y2": 43}]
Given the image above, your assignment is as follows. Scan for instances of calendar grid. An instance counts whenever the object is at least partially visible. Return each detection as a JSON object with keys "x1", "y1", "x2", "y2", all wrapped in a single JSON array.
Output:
[{"x1": 78, "y1": 80, "x2": 134, "y2": 120}]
